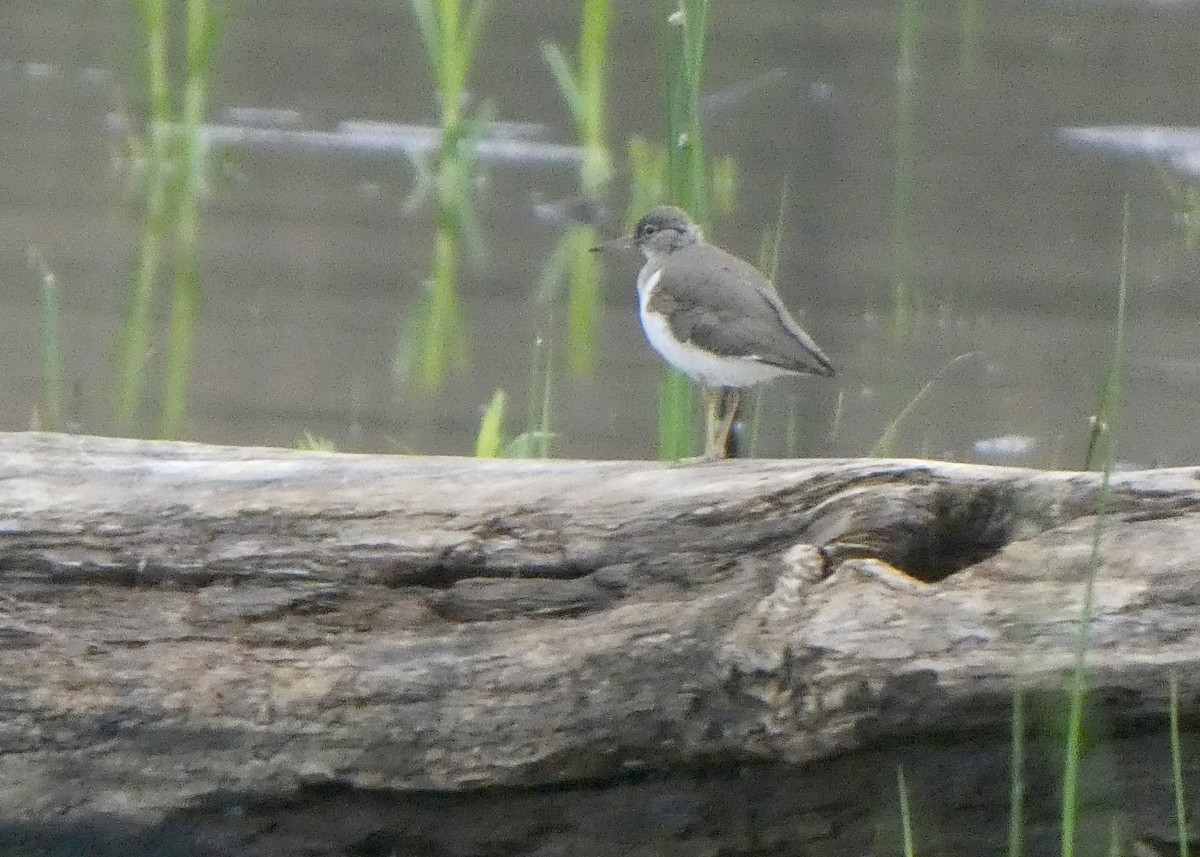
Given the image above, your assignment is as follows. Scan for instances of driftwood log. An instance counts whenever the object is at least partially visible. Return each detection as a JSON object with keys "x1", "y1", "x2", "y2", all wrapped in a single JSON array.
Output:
[{"x1": 1, "y1": 431, "x2": 1198, "y2": 856}]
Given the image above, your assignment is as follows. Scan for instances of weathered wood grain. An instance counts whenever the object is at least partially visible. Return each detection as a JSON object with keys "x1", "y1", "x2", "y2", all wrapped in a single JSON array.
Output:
[{"x1": 1, "y1": 432, "x2": 1198, "y2": 856}]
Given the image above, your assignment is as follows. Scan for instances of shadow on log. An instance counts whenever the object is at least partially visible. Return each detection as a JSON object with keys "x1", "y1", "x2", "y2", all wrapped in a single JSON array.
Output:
[{"x1": 1, "y1": 432, "x2": 1198, "y2": 856}]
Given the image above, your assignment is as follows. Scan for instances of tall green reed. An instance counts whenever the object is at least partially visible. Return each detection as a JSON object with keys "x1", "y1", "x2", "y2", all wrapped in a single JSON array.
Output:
[
  {"x1": 1060, "y1": 196, "x2": 1129, "y2": 857},
  {"x1": 115, "y1": 0, "x2": 170, "y2": 433},
  {"x1": 657, "y1": 0, "x2": 710, "y2": 460},
  {"x1": 663, "y1": 0, "x2": 709, "y2": 224},
  {"x1": 116, "y1": 0, "x2": 220, "y2": 438},
  {"x1": 398, "y1": 0, "x2": 488, "y2": 390},
  {"x1": 541, "y1": 0, "x2": 613, "y2": 378},
  {"x1": 161, "y1": 0, "x2": 219, "y2": 438},
  {"x1": 542, "y1": 0, "x2": 612, "y2": 197},
  {"x1": 876, "y1": 0, "x2": 924, "y2": 454},
  {"x1": 412, "y1": 0, "x2": 486, "y2": 136}
]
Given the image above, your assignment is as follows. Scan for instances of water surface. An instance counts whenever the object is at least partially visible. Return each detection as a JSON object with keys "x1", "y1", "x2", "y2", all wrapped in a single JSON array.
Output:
[{"x1": 2, "y1": 0, "x2": 1199, "y2": 467}]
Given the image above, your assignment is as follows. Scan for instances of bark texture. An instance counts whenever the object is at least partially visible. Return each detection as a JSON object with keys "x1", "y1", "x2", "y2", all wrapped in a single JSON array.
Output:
[{"x1": 1, "y1": 432, "x2": 1198, "y2": 856}]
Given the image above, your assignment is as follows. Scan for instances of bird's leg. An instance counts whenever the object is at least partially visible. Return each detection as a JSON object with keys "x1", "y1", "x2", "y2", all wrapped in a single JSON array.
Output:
[
  {"x1": 673, "y1": 387, "x2": 733, "y2": 465},
  {"x1": 712, "y1": 388, "x2": 741, "y2": 460},
  {"x1": 672, "y1": 388, "x2": 720, "y2": 464}
]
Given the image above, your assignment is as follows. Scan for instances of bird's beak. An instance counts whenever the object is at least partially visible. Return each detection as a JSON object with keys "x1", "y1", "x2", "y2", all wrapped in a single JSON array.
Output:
[{"x1": 590, "y1": 234, "x2": 634, "y2": 253}]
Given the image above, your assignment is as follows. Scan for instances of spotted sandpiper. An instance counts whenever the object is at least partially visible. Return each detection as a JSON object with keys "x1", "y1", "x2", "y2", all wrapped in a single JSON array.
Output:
[{"x1": 593, "y1": 205, "x2": 835, "y2": 460}]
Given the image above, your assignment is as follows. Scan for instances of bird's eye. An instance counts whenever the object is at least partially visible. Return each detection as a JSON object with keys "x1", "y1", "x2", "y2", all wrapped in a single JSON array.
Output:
[{"x1": 640, "y1": 223, "x2": 657, "y2": 237}]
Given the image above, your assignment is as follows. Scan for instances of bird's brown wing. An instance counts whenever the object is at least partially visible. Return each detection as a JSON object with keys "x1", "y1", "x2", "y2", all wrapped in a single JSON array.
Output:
[{"x1": 654, "y1": 246, "x2": 836, "y2": 377}]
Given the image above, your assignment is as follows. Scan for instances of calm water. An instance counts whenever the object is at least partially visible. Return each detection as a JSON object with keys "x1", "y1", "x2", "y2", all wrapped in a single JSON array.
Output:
[{"x1": 3, "y1": 1, "x2": 1200, "y2": 466}]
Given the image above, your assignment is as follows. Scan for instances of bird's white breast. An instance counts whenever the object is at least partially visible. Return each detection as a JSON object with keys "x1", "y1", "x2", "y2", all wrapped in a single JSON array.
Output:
[{"x1": 637, "y1": 265, "x2": 789, "y2": 388}]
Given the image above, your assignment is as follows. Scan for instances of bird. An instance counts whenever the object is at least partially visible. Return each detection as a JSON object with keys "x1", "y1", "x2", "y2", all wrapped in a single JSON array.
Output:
[{"x1": 592, "y1": 205, "x2": 835, "y2": 460}]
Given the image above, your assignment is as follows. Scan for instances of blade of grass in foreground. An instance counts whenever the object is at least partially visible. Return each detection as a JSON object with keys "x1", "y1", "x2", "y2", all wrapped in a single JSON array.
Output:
[
  {"x1": 1060, "y1": 196, "x2": 1129, "y2": 857},
  {"x1": 1170, "y1": 673, "x2": 1190, "y2": 857},
  {"x1": 897, "y1": 764, "x2": 917, "y2": 857},
  {"x1": 1008, "y1": 687, "x2": 1025, "y2": 857}
]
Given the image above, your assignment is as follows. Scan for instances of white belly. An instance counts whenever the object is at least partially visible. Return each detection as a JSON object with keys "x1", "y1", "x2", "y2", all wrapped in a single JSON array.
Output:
[{"x1": 637, "y1": 268, "x2": 789, "y2": 388}]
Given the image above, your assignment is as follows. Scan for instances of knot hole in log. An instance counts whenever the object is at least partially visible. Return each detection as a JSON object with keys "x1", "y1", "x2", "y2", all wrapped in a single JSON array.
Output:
[{"x1": 818, "y1": 482, "x2": 1022, "y2": 583}]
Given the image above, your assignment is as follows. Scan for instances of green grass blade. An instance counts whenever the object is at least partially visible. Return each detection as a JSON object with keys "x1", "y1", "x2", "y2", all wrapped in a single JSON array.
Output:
[
  {"x1": 890, "y1": 0, "x2": 923, "y2": 337},
  {"x1": 187, "y1": 0, "x2": 224, "y2": 72},
  {"x1": 393, "y1": 226, "x2": 469, "y2": 389},
  {"x1": 517, "y1": 323, "x2": 555, "y2": 459},
  {"x1": 747, "y1": 389, "x2": 764, "y2": 457},
  {"x1": 1108, "y1": 820, "x2": 1122, "y2": 857},
  {"x1": 31, "y1": 249, "x2": 66, "y2": 431},
  {"x1": 1170, "y1": 673, "x2": 1190, "y2": 857},
  {"x1": 680, "y1": 0, "x2": 708, "y2": 96},
  {"x1": 114, "y1": 134, "x2": 169, "y2": 431},
  {"x1": 761, "y1": 175, "x2": 789, "y2": 288},
  {"x1": 159, "y1": 261, "x2": 200, "y2": 439},
  {"x1": 541, "y1": 41, "x2": 586, "y2": 127},
  {"x1": 158, "y1": 0, "x2": 215, "y2": 439},
  {"x1": 411, "y1": 0, "x2": 440, "y2": 82},
  {"x1": 898, "y1": 764, "x2": 917, "y2": 857},
  {"x1": 475, "y1": 389, "x2": 506, "y2": 458},
  {"x1": 1008, "y1": 687, "x2": 1025, "y2": 857},
  {"x1": 711, "y1": 155, "x2": 737, "y2": 216},
  {"x1": 439, "y1": 0, "x2": 461, "y2": 109},
  {"x1": 430, "y1": 225, "x2": 469, "y2": 386},
  {"x1": 136, "y1": 0, "x2": 170, "y2": 122},
  {"x1": 659, "y1": 370, "x2": 694, "y2": 460},
  {"x1": 115, "y1": 0, "x2": 175, "y2": 431},
  {"x1": 578, "y1": 0, "x2": 611, "y2": 139},
  {"x1": 654, "y1": 0, "x2": 712, "y2": 460},
  {"x1": 566, "y1": 224, "x2": 600, "y2": 375},
  {"x1": 461, "y1": 0, "x2": 489, "y2": 85},
  {"x1": 296, "y1": 432, "x2": 337, "y2": 452},
  {"x1": 626, "y1": 135, "x2": 667, "y2": 219},
  {"x1": 743, "y1": 176, "x2": 792, "y2": 456},
  {"x1": 1061, "y1": 196, "x2": 1130, "y2": 857},
  {"x1": 534, "y1": 329, "x2": 554, "y2": 458},
  {"x1": 872, "y1": 351, "x2": 978, "y2": 457},
  {"x1": 1083, "y1": 198, "x2": 1131, "y2": 470},
  {"x1": 785, "y1": 398, "x2": 799, "y2": 457},
  {"x1": 958, "y1": 0, "x2": 982, "y2": 80}
]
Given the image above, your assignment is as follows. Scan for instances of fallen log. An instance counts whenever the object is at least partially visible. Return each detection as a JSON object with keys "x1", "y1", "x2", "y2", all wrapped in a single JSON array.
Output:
[{"x1": 0, "y1": 431, "x2": 1197, "y2": 856}]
